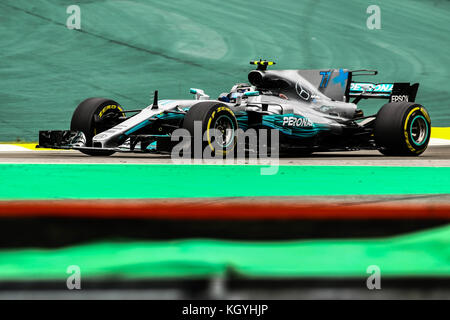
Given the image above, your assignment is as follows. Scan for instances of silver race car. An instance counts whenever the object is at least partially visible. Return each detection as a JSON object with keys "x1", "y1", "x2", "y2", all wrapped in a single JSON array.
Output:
[{"x1": 39, "y1": 60, "x2": 431, "y2": 157}]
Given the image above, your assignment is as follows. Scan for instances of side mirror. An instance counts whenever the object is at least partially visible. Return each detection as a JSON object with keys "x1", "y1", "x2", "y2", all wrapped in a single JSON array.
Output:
[{"x1": 190, "y1": 88, "x2": 210, "y2": 100}]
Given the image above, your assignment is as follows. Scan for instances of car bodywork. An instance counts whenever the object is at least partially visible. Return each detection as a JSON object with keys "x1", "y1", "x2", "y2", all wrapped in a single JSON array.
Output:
[{"x1": 39, "y1": 60, "x2": 421, "y2": 154}]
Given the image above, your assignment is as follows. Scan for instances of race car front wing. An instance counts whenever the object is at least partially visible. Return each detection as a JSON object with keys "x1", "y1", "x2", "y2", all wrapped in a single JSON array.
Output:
[{"x1": 38, "y1": 130, "x2": 170, "y2": 153}]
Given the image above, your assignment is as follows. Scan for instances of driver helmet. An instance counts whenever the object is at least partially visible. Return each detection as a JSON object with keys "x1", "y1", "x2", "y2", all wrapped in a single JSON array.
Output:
[{"x1": 229, "y1": 83, "x2": 253, "y2": 101}]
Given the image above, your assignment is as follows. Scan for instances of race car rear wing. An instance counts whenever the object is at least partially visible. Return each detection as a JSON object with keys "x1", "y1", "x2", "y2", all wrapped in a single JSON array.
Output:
[
  {"x1": 346, "y1": 69, "x2": 419, "y2": 103},
  {"x1": 348, "y1": 80, "x2": 419, "y2": 104}
]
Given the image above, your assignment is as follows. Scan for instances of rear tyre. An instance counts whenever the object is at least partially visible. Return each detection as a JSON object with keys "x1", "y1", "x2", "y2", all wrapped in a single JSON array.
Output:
[
  {"x1": 182, "y1": 102, "x2": 238, "y2": 158},
  {"x1": 70, "y1": 97, "x2": 125, "y2": 156},
  {"x1": 374, "y1": 102, "x2": 431, "y2": 156}
]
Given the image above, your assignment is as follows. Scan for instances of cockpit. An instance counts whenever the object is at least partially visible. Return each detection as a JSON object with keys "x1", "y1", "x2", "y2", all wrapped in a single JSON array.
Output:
[{"x1": 218, "y1": 83, "x2": 256, "y2": 103}]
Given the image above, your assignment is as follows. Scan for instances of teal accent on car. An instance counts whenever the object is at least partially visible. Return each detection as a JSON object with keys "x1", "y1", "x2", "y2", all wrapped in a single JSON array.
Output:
[
  {"x1": 410, "y1": 115, "x2": 429, "y2": 146},
  {"x1": 244, "y1": 91, "x2": 260, "y2": 96},
  {"x1": 262, "y1": 114, "x2": 330, "y2": 138}
]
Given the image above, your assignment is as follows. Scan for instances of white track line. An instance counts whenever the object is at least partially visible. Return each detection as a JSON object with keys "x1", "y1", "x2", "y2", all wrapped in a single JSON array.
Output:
[
  {"x1": 429, "y1": 138, "x2": 450, "y2": 146},
  {"x1": 0, "y1": 145, "x2": 30, "y2": 151}
]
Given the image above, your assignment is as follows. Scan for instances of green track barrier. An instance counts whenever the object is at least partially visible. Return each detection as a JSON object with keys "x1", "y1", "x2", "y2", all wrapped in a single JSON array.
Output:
[
  {"x1": 0, "y1": 0, "x2": 449, "y2": 141},
  {"x1": 0, "y1": 164, "x2": 450, "y2": 200},
  {"x1": 0, "y1": 225, "x2": 449, "y2": 280}
]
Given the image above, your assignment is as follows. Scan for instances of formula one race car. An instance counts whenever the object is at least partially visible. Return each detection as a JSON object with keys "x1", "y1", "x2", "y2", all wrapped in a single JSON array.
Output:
[{"x1": 39, "y1": 60, "x2": 431, "y2": 157}]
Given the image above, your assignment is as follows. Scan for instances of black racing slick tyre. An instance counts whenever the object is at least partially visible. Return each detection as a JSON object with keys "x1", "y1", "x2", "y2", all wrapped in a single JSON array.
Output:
[
  {"x1": 374, "y1": 102, "x2": 431, "y2": 156},
  {"x1": 182, "y1": 102, "x2": 238, "y2": 158},
  {"x1": 70, "y1": 97, "x2": 125, "y2": 156}
]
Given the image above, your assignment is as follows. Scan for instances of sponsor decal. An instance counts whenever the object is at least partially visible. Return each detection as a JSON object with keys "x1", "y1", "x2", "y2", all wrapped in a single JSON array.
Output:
[
  {"x1": 282, "y1": 116, "x2": 313, "y2": 127},
  {"x1": 390, "y1": 95, "x2": 409, "y2": 102},
  {"x1": 295, "y1": 82, "x2": 311, "y2": 100},
  {"x1": 350, "y1": 83, "x2": 393, "y2": 93},
  {"x1": 332, "y1": 69, "x2": 349, "y2": 88},
  {"x1": 319, "y1": 71, "x2": 331, "y2": 88}
]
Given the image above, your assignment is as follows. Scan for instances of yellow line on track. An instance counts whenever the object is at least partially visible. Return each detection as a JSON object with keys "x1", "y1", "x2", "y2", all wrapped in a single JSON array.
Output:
[{"x1": 431, "y1": 127, "x2": 450, "y2": 140}]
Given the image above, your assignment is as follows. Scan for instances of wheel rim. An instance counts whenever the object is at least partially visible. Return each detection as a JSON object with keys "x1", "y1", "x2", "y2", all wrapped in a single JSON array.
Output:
[
  {"x1": 213, "y1": 115, "x2": 235, "y2": 148},
  {"x1": 410, "y1": 115, "x2": 428, "y2": 146}
]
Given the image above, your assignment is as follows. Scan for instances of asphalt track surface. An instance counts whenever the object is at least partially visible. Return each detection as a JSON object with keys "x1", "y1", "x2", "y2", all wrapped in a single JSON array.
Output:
[{"x1": 0, "y1": 145, "x2": 449, "y2": 166}]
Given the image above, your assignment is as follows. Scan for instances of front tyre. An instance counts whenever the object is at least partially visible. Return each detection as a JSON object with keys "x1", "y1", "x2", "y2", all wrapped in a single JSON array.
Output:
[
  {"x1": 374, "y1": 102, "x2": 431, "y2": 156},
  {"x1": 70, "y1": 97, "x2": 125, "y2": 156},
  {"x1": 182, "y1": 102, "x2": 238, "y2": 158}
]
